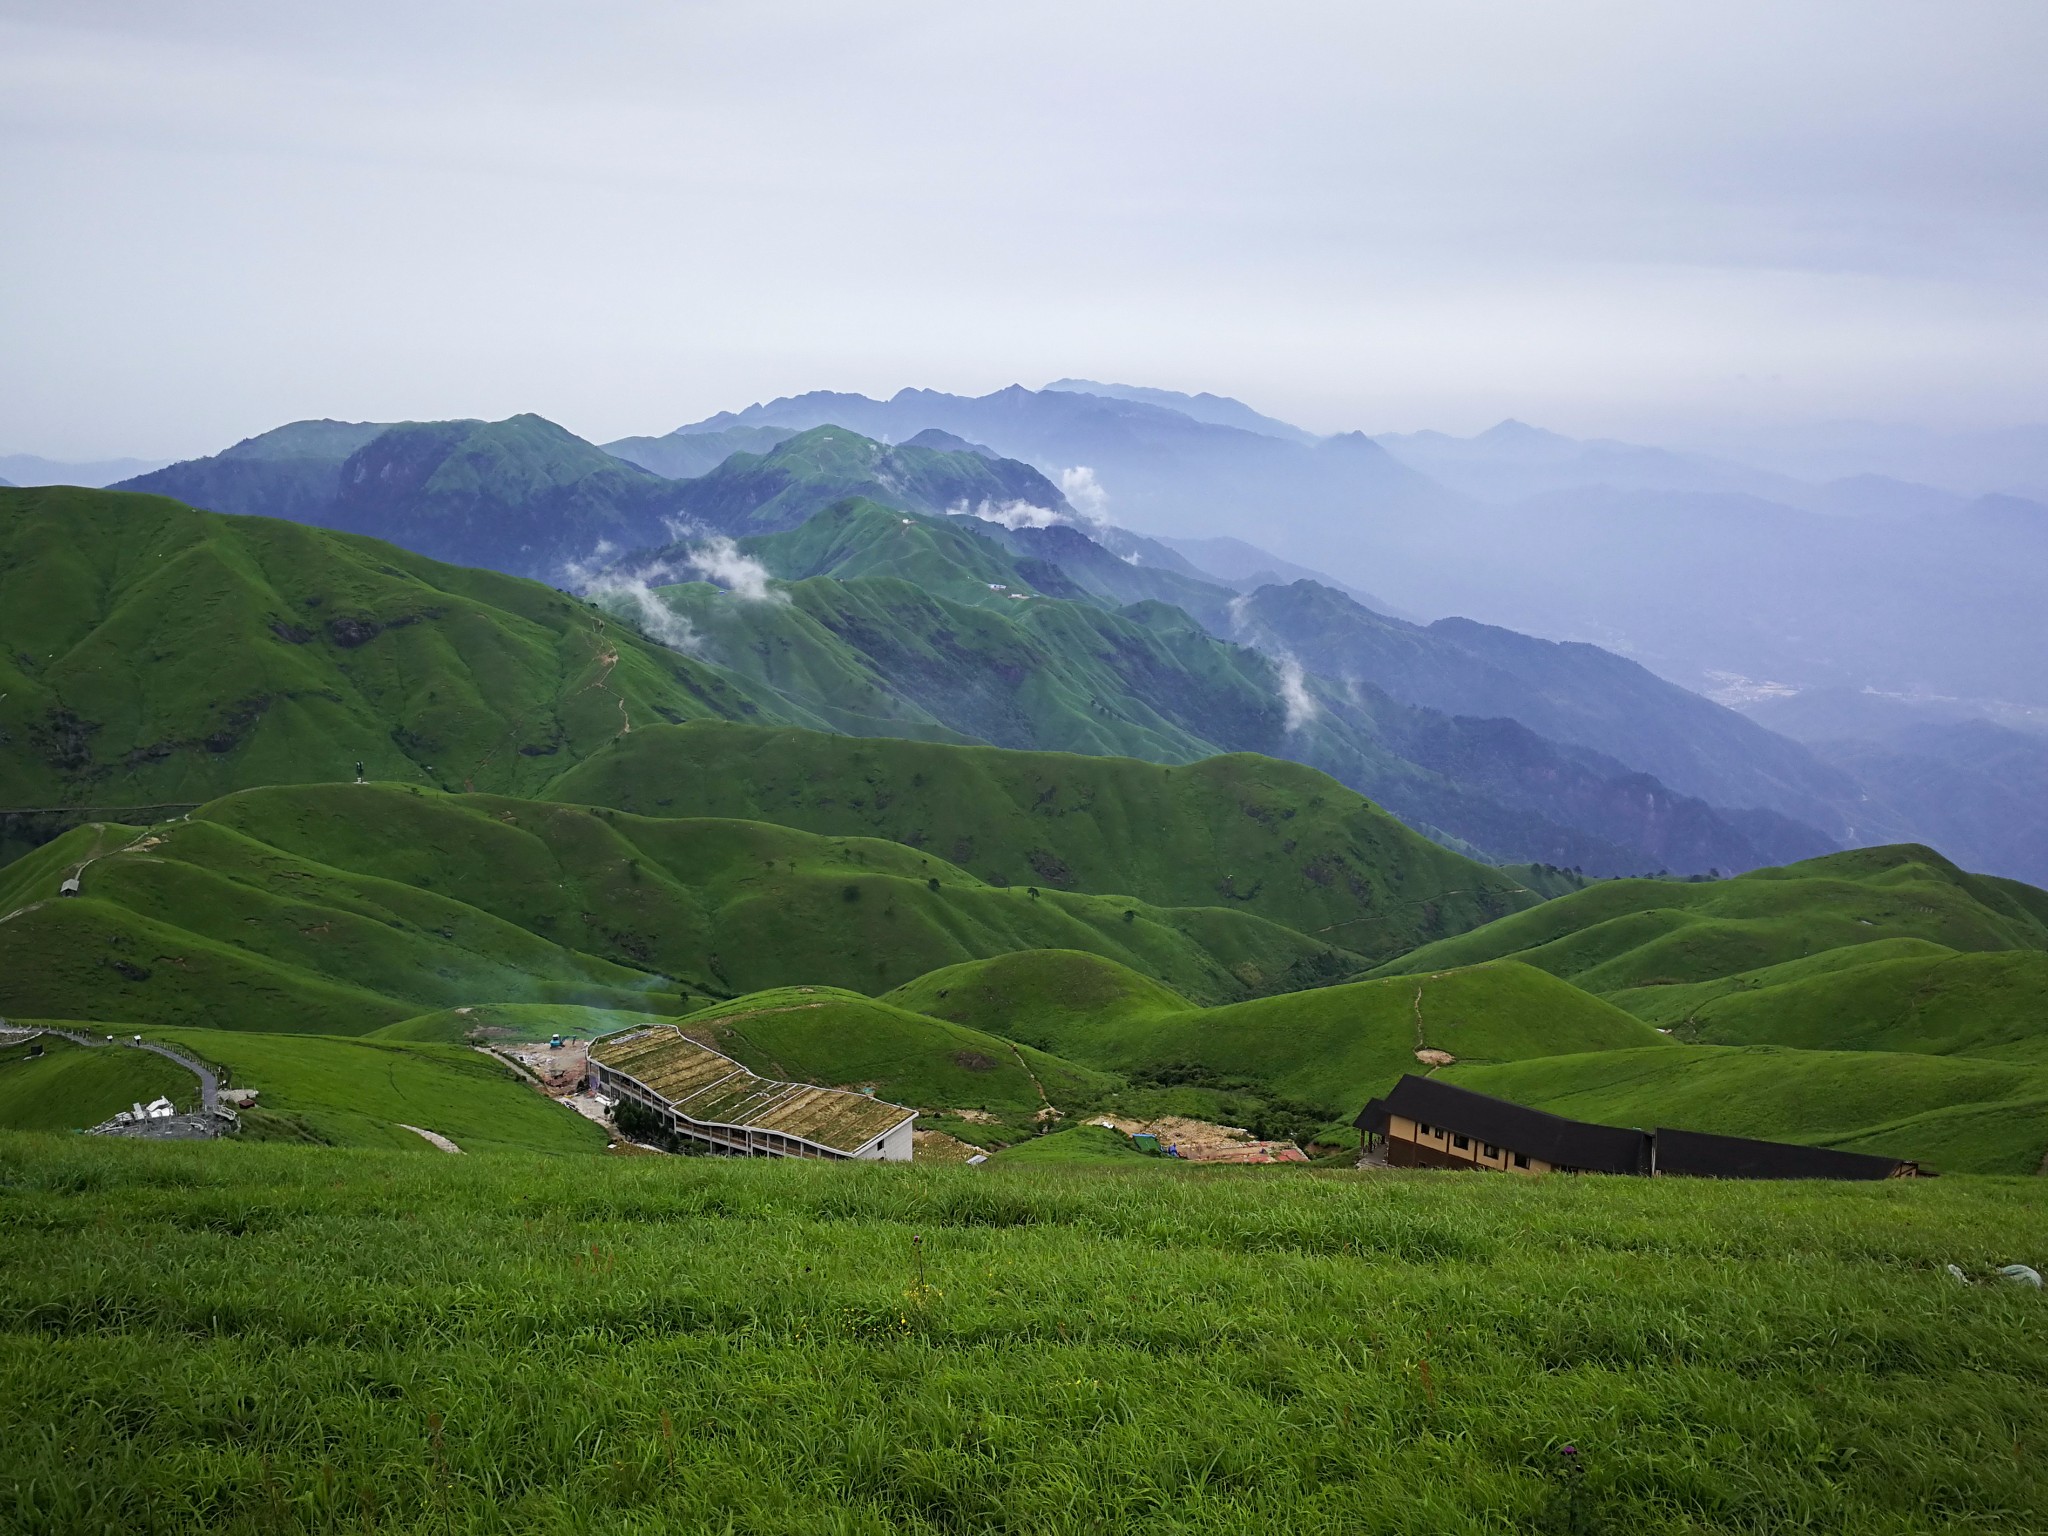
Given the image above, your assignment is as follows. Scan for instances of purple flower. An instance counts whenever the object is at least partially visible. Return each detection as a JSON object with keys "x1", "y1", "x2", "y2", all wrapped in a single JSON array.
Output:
[{"x1": 1561, "y1": 1445, "x2": 1577, "y2": 1457}]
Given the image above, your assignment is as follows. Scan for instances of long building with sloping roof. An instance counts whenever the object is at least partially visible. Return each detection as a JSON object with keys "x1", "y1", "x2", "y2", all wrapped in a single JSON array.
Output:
[
  {"x1": 588, "y1": 1026, "x2": 916, "y2": 1161},
  {"x1": 1356, "y1": 1074, "x2": 1921, "y2": 1179}
]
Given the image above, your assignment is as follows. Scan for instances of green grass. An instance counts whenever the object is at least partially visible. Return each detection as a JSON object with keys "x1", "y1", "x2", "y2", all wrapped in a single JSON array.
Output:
[
  {"x1": 150, "y1": 1027, "x2": 605, "y2": 1154},
  {"x1": 890, "y1": 951, "x2": 1668, "y2": 1136},
  {"x1": 550, "y1": 720, "x2": 1542, "y2": 957},
  {"x1": 0, "y1": 783, "x2": 1356, "y2": 1031},
  {"x1": 1445, "y1": 1045, "x2": 2048, "y2": 1175},
  {"x1": 673, "y1": 987, "x2": 1117, "y2": 1123},
  {"x1": 371, "y1": 1002, "x2": 677, "y2": 1044},
  {"x1": 1674, "y1": 949, "x2": 2048, "y2": 1061},
  {"x1": 985, "y1": 1122, "x2": 1156, "y2": 1163},
  {"x1": 3, "y1": 1136, "x2": 2046, "y2": 1533},
  {"x1": 0, "y1": 486, "x2": 786, "y2": 813},
  {"x1": 1376, "y1": 845, "x2": 2048, "y2": 991},
  {"x1": 1373, "y1": 845, "x2": 2048, "y2": 1064},
  {"x1": 0, "y1": 1032, "x2": 193, "y2": 1130}
]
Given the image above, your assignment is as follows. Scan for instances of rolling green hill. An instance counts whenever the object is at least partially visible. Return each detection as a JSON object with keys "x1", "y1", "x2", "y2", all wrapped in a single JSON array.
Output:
[
  {"x1": 549, "y1": 722, "x2": 1541, "y2": 957},
  {"x1": 888, "y1": 952, "x2": 1668, "y2": 1131},
  {"x1": 1373, "y1": 845, "x2": 2048, "y2": 991},
  {"x1": 1660, "y1": 948, "x2": 2048, "y2": 1062},
  {"x1": 0, "y1": 783, "x2": 1355, "y2": 1033},
  {"x1": 670, "y1": 986, "x2": 1117, "y2": 1119},
  {"x1": 1445, "y1": 1045, "x2": 2048, "y2": 1175},
  {"x1": 0, "y1": 1031, "x2": 194, "y2": 1131},
  {"x1": 0, "y1": 487, "x2": 787, "y2": 816},
  {"x1": 154, "y1": 1026, "x2": 607, "y2": 1153},
  {"x1": 1368, "y1": 844, "x2": 2048, "y2": 1067}
]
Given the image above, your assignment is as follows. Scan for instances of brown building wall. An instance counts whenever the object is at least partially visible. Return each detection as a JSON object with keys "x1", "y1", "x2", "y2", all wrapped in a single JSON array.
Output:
[{"x1": 1380, "y1": 1112, "x2": 1552, "y2": 1174}]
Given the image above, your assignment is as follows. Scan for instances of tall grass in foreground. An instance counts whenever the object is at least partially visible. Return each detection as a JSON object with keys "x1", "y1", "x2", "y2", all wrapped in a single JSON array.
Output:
[{"x1": 2, "y1": 1134, "x2": 2045, "y2": 1534}]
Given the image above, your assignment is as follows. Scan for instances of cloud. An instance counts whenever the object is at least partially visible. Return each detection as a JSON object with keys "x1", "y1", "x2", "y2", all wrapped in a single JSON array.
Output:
[
  {"x1": 1058, "y1": 466, "x2": 1110, "y2": 524},
  {"x1": 560, "y1": 549, "x2": 702, "y2": 653},
  {"x1": 1276, "y1": 654, "x2": 1319, "y2": 731},
  {"x1": 1225, "y1": 592, "x2": 1318, "y2": 731},
  {"x1": 681, "y1": 534, "x2": 783, "y2": 602},
  {"x1": 950, "y1": 497, "x2": 1069, "y2": 531}
]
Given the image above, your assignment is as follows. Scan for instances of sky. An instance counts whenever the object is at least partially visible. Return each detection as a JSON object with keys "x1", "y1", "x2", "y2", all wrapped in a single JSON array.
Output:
[{"x1": 3, "y1": 0, "x2": 2046, "y2": 459}]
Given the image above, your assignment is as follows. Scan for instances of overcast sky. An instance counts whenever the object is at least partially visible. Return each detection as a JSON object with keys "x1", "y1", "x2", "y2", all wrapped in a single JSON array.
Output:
[{"x1": 3, "y1": 0, "x2": 2046, "y2": 459}]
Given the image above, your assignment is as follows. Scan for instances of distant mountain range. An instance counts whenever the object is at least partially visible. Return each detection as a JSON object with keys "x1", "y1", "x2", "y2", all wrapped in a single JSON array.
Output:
[
  {"x1": 70, "y1": 383, "x2": 2048, "y2": 882},
  {"x1": 1, "y1": 452, "x2": 170, "y2": 488}
]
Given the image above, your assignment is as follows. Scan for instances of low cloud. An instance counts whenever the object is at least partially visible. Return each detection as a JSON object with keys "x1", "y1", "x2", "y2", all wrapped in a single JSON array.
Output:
[
  {"x1": 682, "y1": 534, "x2": 783, "y2": 602},
  {"x1": 1276, "y1": 654, "x2": 1319, "y2": 731},
  {"x1": 1059, "y1": 466, "x2": 1110, "y2": 524},
  {"x1": 950, "y1": 497, "x2": 1068, "y2": 531},
  {"x1": 1226, "y1": 593, "x2": 1318, "y2": 731},
  {"x1": 560, "y1": 548, "x2": 702, "y2": 654}
]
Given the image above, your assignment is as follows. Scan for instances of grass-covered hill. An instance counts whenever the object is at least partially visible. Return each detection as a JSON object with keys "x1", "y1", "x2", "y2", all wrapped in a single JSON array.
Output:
[
  {"x1": 621, "y1": 523, "x2": 1808, "y2": 876},
  {"x1": 1373, "y1": 844, "x2": 2048, "y2": 996},
  {"x1": 1445, "y1": 1045, "x2": 2048, "y2": 1176},
  {"x1": 0, "y1": 782, "x2": 1355, "y2": 1034},
  {"x1": 885, "y1": 949, "x2": 1666, "y2": 1131},
  {"x1": 15, "y1": 1138, "x2": 2041, "y2": 1534},
  {"x1": 547, "y1": 722, "x2": 1541, "y2": 955},
  {"x1": 669, "y1": 986, "x2": 1117, "y2": 1122},
  {"x1": 0, "y1": 1019, "x2": 605, "y2": 1152},
  {"x1": 0, "y1": 487, "x2": 785, "y2": 817},
  {"x1": 1659, "y1": 947, "x2": 2048, "y2": 1061},
  {"x1": 0, "y1": 1031, "x2": 193, "y2": 1131},
  {"x1": 665, "y1": 424, "x2": 1072, "y2": 536},
  {"x1": 120, "y1": 415, "x2": 695, "y2": 578}
]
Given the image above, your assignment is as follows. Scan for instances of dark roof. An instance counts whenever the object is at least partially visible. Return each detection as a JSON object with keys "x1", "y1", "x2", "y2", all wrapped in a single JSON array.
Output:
[
  {"x1": 1356, "y1": 1074, "x2": 1651, "y2": 1175},
  {"x1": 1654, "y1": 1127, "x2": 1910, "y2": 1181}
]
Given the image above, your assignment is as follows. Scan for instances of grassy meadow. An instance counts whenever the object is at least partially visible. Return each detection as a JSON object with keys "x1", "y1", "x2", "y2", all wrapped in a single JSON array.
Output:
[{"x1": 3, "y1": 1134, "x2": 2046, "y2": 1535}]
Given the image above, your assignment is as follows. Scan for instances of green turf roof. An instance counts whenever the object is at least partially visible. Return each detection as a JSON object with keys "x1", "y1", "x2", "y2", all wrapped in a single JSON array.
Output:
[{"x1": 592, "y1": 1026, "x2": 913, "y2": 1153}]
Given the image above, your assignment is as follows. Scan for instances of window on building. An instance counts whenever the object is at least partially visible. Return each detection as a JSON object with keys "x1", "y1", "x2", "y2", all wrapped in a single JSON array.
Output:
[
  {"x1": 1453, "y1": 1135, "x2": 1469, "y2": 1150},
  {"x1": 1512, "y1": 1153, "x2": 1530, "y2": 1168},
  {"x1": 1417, "y1": 1122, "x2": 1430, "y2": 1135},
  {"x1": 1484, "y1": 1143, "x2": 1499, "y2": 1158}
]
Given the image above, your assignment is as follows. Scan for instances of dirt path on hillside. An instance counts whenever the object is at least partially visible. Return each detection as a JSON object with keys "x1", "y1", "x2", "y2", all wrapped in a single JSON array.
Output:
[{"x1": 398, "y1": 1124, "x2": 464, "y2": 1154}]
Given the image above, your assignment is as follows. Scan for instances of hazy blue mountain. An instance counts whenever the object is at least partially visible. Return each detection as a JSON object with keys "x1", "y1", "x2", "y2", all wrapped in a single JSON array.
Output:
[
  {"x1": 667, "y1": 425, "x2": 1072, "y2": 536},
  {"x1": 1157, "y1": 533, "x2": 1410, "y2": 616},
  {"x1": 604, "y1": 423, "x2": 799, "y2": 479},
  {"x1": 1741, "y1": 691, "x2": 2048, "y2": 885},
  {"x1": 668, "y1": 384, "x2": 1458, "y2": 543},
  {"x1": 1225, "y1": 579, "x2": 1879, "y2": 844},
  {"x1": 1042, "y1": 379, "x2": 1321, "y2": 444},
  {"x1": 1374, "y1": 419, "x2": 1803, "y2": 503},
  {"x1": 1681, "y1": 419, "x2": 2048, "y2": 499},
  {"x1": 2, "y1": 452, "x2": 173, "y2": 487},
  {"x1": 629, "y1": 497, "x2": 1834, "y2": 876},
  {"x1": 118, "y1": 419, "x2": 390, "y2": 526}
]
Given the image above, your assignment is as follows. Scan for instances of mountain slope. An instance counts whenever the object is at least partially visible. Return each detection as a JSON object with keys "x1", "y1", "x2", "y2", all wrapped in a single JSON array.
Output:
[
  {"x1": 1228, "y1": 578, "x2": 1863, "y2": 839},
  {"x1": 886, "y1": 952, "x2": 1667, "y2": 1129},
  {"x1": 0, "y1": 783, "x2": 1354, "y2": 1031},
  {"x1": 1373, "y1": 844, "x2": 2048, "y2": 991},
  {"x1": 546, "y1": 720, "x2": 1543, "y2": 956},
  {"x1": 121, "y1": 415, "x2": 693, "y2": 578},
  {"x1": 665, "y1": 424, "x2": 1071, "y2": 536},
  {"x1": 1371, "y1": 844, "x2": 2048, "y2": 1069},
  {"x1": 630, "y1": 502, "x2": 1835, "y2": 875},
  {"x1": 0, "y1": 487, "x2": 787, "y2": 813}
]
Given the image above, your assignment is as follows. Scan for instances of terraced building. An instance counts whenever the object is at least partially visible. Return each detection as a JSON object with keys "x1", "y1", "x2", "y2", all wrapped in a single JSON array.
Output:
[{"x1": 588, "y1": 1027, "x2": 916, "y2": 1161}]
